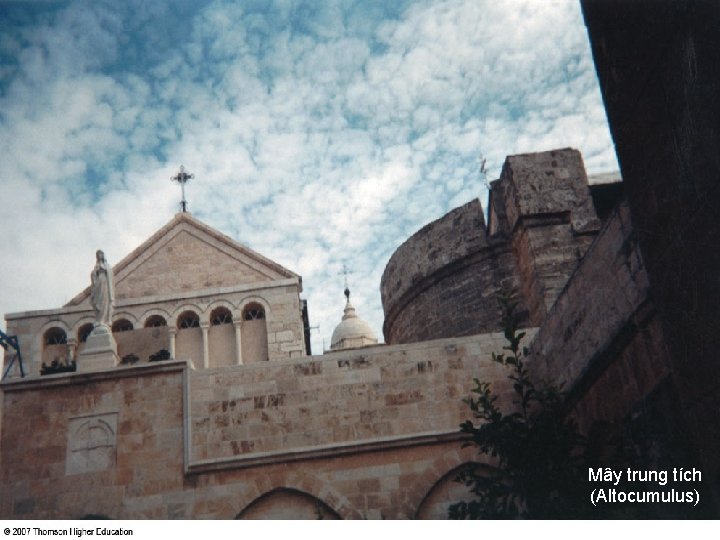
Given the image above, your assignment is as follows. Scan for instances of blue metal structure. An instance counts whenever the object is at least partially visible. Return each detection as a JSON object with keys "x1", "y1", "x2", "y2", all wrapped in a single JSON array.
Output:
[{"x1": 1, "y1": 327, "x2": 25, "y2": 379}]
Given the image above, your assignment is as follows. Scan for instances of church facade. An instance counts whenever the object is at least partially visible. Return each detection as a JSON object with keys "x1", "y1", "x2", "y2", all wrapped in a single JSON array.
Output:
[
  {"x1": 7, "y1": 212, "x2": 308, "y2": 379},
  {"x1": 0, "y1": 147, "x2": 700, "y2": 518}
]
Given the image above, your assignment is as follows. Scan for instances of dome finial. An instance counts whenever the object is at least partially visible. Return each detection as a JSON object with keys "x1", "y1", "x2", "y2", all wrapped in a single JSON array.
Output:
[
  {"x1": 329, "y1": 261, "x2": 377, "y2": 351},
  {"x1": 340, "y1": 263, "x2": 352, "y2": 304}
]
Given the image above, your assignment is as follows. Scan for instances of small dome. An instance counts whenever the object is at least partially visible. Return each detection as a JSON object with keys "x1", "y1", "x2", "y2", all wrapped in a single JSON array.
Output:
[{"x1": 330, "y1": 300, "x2": 378, "y2": 351}]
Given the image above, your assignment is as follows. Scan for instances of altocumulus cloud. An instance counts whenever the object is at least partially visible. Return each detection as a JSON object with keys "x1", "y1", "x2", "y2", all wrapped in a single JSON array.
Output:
[{"x1": 0, "y1": 0, "x2": 617, "y2": 353}]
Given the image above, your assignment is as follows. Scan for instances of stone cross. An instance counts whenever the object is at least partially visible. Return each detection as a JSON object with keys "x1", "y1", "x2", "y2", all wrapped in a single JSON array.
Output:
[{"x1": 67, "y1": 417, "x2": 116, "y2": 474}]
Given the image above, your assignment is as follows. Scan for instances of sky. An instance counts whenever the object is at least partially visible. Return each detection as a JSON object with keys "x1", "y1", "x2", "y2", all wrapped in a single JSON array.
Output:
[{"x1": 0, "y1": 0, "x2": 618, "y2": 355}]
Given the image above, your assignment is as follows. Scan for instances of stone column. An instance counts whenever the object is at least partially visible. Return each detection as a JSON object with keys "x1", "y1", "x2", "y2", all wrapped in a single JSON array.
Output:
[
  {"x1": 234, "y1": 321, "x2": 243, "y2": 365},
  {"x1": 200, "y1": 322, "x2": 210, "y2": 369},
  {"x1": 168, "y1": 327, "x2": 177, "y2": 359},
  {"x1": 67, "y1": 338, "x2": 78, "y2": 364}
]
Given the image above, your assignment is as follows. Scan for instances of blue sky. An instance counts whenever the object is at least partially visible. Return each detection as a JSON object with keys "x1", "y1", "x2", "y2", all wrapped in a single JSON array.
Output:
[{"x1": 0, "y1": 0, "x2": 618, "y2": 354}]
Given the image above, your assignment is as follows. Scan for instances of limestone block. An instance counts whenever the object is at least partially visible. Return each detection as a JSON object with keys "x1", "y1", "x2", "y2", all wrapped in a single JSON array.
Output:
[
  {"x1": 275, "y1": 330, "x2": 294, "y2": 343},
  {"x1": 500, "y1": 148, "x2": 600, "y2": 232}
]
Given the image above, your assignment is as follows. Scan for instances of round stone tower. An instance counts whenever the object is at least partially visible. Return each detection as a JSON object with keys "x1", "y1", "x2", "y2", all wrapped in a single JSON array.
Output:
[{"x1": 381, "y1": 148, "x2": 601, "y2": 345}]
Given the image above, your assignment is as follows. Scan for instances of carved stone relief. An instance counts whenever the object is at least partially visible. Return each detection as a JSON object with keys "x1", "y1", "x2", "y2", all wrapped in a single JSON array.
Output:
[{"x1": 65, "y1": 413, "x2": 118, "y2": 475}]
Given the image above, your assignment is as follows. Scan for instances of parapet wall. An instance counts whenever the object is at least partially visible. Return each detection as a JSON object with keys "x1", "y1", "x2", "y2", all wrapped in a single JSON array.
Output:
[
  {"x1": 188, "y1": 332, "x2": 518, "y2": 465},
  {"x1": 0, "y1": 331, "x2": 533, "y2": 519}
]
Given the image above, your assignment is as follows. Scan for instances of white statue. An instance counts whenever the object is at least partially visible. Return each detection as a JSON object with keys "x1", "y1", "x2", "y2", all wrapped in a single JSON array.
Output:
[{"x1": 90, "y1": 250, "x2": 114, "y2": 328}]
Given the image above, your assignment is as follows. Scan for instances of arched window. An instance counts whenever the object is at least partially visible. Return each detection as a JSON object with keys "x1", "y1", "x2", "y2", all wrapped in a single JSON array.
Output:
[
  {"x1": 44, "y1": 327, "x2": 67, "y2": 345},
  {"x1": 145, "y1": 315, "x2": 167, "y2": 328},
  {"x1": 78, "y1": 323, "x2": 94, "y2": 343},
  {"x1": 210, "y1": 307, "x2": 233, "y2": 325},
  {"x1": 243, "y1": 304, "x2": 265, "y2": 321},
  {"x1": 42, "y1": 326, "x2": 69, "y2": 373},
  {"x1": 177, "y1": 311, "x2": 200, "y2": 329},
  {"x1": 112, "y1": 319, "x2": 134, "y2": 333}
]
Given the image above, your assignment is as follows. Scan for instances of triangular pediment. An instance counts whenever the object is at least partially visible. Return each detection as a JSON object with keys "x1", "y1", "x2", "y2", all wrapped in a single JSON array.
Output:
[{"x1": 66, "y1": 213, "x2": 299, "y2": 305}]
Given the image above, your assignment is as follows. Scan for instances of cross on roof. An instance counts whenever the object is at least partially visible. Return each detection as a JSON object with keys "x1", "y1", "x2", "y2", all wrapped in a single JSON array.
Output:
[{"x1": 171, "y1": 165, "x2": 194, "y2": 213}]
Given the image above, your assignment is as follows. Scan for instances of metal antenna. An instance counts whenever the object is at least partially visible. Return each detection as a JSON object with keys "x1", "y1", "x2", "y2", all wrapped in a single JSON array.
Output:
[
  {"x1": 171, "y1": 165, "x2": 194, "y2": 213},
  {"x1": 478, "y1": 155, "x2": 492, "y2": 226},
  {"x1": 479, "y1": 155, "x2": 490, "y2": 190}
]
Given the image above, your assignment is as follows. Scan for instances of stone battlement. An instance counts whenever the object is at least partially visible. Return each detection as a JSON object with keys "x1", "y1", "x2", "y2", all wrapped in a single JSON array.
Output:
[{"x1": 381, "y1": 148, "x2": 607, "y2": 344}]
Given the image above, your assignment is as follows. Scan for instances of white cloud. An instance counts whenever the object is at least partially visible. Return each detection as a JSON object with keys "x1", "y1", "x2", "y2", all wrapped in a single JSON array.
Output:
[{"x1": 0, "y1": 0, "x2": 619, "y2": 355}]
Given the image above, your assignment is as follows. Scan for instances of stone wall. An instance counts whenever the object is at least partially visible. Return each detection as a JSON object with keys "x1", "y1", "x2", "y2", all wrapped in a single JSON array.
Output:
[
  {"x1": 187, "y1": 333, "x2": 519, "y2": 464},
  {"x1": 114, "y1": 229, "x2": 271, "y2": 300},
  {"x1": 583, "y1": 0, "x2": 720, "y2": 491},
  {"x1": 0, "y1": 363, "x2": 186, "y2": 519},
  {"x1": 0, "y1": 331, "x2": 531, "y2": 519},
  {"x1": 527, "y1": 201, "x2": 669, "y2": 429},
  {"x1": 115, "y1": 326, "x2": 169, "y2": 363}
]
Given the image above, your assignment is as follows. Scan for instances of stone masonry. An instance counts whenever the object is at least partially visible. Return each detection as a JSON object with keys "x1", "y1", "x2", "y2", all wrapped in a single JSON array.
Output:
[
  {"x1": 0, "y1": 332, "x2": 525, "y2": 519},
  {"x1": 527, "y1": 200, "x2": 671, "y2": 432}
]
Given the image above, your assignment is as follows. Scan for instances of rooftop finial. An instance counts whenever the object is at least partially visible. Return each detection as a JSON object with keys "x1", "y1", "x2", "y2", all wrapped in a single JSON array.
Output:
[
  {"x1": 339, "y1": 263, "x2": 352, "y2": 303},
  {"x1": 171, "y1": 165, "x2": 194, "y2": 213}
]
